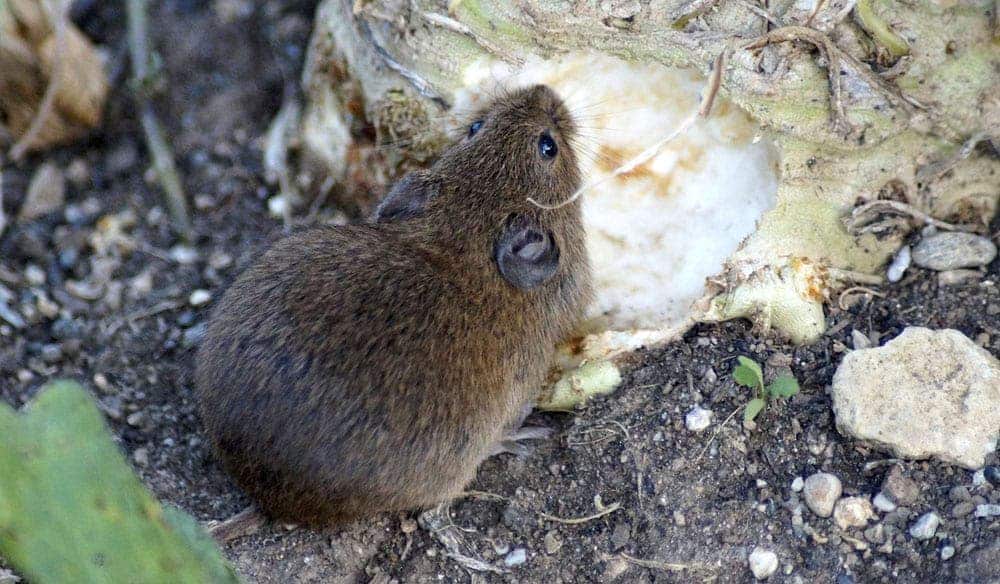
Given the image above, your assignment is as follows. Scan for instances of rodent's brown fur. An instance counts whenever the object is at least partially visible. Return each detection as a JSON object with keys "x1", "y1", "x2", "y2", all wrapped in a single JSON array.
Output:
[{"x1": 196, "y1": 85, "x2": 591, "y2": 526}]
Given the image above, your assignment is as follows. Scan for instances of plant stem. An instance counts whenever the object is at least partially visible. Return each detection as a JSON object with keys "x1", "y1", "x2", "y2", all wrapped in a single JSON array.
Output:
[{"x1": 126, "y1": 0, "x2": 193, "y2": 241}]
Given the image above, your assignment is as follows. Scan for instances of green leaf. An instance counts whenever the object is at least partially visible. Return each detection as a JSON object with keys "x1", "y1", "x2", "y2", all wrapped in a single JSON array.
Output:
[
  {"x1": 0, "y1": 380, "x2": 239, "y2": 584},
  {"x1": 733, "y1": 356, "x2": 764, "y2": 389},
  {"x1": 743, "y1": 397, "x2": 766, "y2": 422},
  {"x1": 768, "y1": 374, "x2": 800, "y2": 398}
]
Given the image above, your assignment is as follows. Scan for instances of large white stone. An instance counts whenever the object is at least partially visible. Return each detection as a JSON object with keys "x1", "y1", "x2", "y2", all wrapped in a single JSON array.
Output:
[{"x1": 832, "y1": 327, "x2": 1000, "y2": 469}]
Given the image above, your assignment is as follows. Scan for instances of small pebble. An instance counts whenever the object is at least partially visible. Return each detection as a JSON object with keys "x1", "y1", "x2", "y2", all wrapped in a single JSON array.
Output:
[
  {"x1": 833, "y1": 497, "x2": 874, "y2": 530},
  {"x1": 503, "y1": 548, "x2": 527, "y2": 567},
  {"x1": 39, "y1": 343, "x2": 63, "y2": 364},
  {"x1": 791, "y1": 477, "x2": 804, "y2": 492},
  {"x1": 126, "y1": 411, "x2": 145, "y2": 428},
  {"x1": 949, "y1": 485, "x2": 971, "y2": 502},
  {"x1": 873, "y1": 492, "x2": 896, "y2": 513},
  {"x1": 19, "y1": 162, "x2": 66, "y2": 221},
  {"x1": 886, "y1": 245, "x2": 910, "y2": 283},
  {"x1": 93, "y1": 373, "x2": 112, "y2": 393},
  {"x1": 911, "y1": 232, "x2": 997, "y2": 271},
  {"x1": 938, "y1": 269, "x2": 981, "y2": 286},
  {"x1": 189, "y1": 289, "x2": 212, "y2": 307},
  {"x1": 25, "y1": 264, "x2": 46, "y2": 286},
  {"x1": 0, "y1": 304, "x2": 26, "y2": 329},
  {"x1": 972, "y1": 469, "x2": 986, "y2": 486},
  {"x1": 940, "y1": 545, "x2": 955, "y2": 561},
  {"x1": 169, "y1": 245, "x2": 200, "y2": 265},
  {"x1": 748, "y1": 547, "x2": 778, "y2": 580},
  {"x1": 400, "y1": 518, "x2": 417, "y2": 533},
  {"x1": 803, "y1": 472, "x2": 842, "y2": 518},
  {"x1": 851, "y1": 329, "x2": 871, "y2": 350},
  {"x1": 974, "y1": 504, "x2": 1000, "y2": 518},
  {"x1": 133, "y1": 447, "x2": 149, "y2": 467},
  {"x1": 951, "y1": 502, "x2": 975, "y2": 518},
  {"x1": 543, "y1": 531, "x2": 562, "y2": 554},
  {"x1": 882, "y1": 467, "x2": 920, "y2": 506},
  {"x1": 909, "y1": 512, "x2": 940, "y2": 540},
  {"x1": 685, "y1": 406, "x2": 713, "y2": 432},
  {"x1": 36, "y1": 295, "x2": 59, "y2": 319},
  {"x1": 268, "y1": 195, "x2": 289, "y2": 218}
]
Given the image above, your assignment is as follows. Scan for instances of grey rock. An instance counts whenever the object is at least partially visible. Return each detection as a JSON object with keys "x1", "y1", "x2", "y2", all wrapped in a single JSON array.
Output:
[
  {"x1": 882, "y1": 467, "x2": 920, "y2": 506},
  {"x1": 912, "y1": 232, "x2": 997, "y2": 271},
  {"x1": 685, "y1": 406, "x2": 713, "y2": 432},
  {"x1": 749, "y1": 547, "x2": 778, "y2": 580},
  {"x1": 18, "y1": 162, "x2": 65, "y2": 221},
  {"x1": 126, "y1": 411, "x2": 145, "y2": 428},
  {"x1": 832, "y1": 327, "x2": 1000, "y2": 469},
  {"x1": 941, "y1": 545, "x2": 956, "y2": 561},
  {"x1": 803, "y1": 472, "x2": 842, "y2": 518},
  {"x1": 909, "y1": 512, "x2": 940, "y2": 540},
  {"x1": 543, "y1": 531, "x2": 562, "y2": 554},
  {"x1": 952, "y1": 501, "x2": 976, "y2": 518},
  {"x1": 938, "y1": 269, "x2": 981, "y2": 286},
  {"x1": 0, "y1": 303, "x2": 26, "y2": 329},
  {"x1": 873, "y1": 492, "x2": 897, "y2": 513},
  {"x1": 503, "y1": 548, "x2": 527, "y2": 567},
  {"x1": 949, "y1": 486, "x2": 972, "y2": 502},
  {"x1": 791, "y1": 476, "x2": 804, "y2": 492},
  {"x1": 39, "y1": 343, "x2": 63, "y2": 364},
  {"x1": 974, "y1": 504, "x2": 1000, "y2": 518}
]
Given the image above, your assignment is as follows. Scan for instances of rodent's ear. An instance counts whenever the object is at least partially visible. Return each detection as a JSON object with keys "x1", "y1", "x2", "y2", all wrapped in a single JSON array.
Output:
[
  {"x1": 372, "y1": 172, "x2": 438, "y2": 222},
  {"x1": 494, "y1": 215, "x2": 560, "y2": 290}
]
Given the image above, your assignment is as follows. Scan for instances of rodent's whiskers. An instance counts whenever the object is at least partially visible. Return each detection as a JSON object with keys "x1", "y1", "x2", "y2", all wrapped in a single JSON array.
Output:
[{"x1": 529, "y1": 50, "x2": 726, "y2": 211}]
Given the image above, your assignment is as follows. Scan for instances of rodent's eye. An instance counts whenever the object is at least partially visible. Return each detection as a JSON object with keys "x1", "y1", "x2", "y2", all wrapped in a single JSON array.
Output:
[
  {"x1": 468, "y1": 120, "x2": 484, "y2": 137},
  {"x1": 538, "y1": 131, "x2": 558, "y2": 160}
]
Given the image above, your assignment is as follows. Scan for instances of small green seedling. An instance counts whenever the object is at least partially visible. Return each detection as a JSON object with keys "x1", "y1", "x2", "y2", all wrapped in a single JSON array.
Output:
[{"x1": 733, "y1": 356, "x2": 800, "y2": 422}]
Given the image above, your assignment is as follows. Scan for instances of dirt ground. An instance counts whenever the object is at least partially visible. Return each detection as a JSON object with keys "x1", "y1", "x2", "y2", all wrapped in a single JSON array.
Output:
[{"x1": 1, "y1": 2, "x2": 998, "y2": 583}]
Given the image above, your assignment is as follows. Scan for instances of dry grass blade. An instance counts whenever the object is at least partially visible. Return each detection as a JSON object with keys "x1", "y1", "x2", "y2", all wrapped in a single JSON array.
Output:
[
  {"x1": 537, "y1": 501, "x2": 621, "y2": 524},
  {"x1": 614, "y1": 552, "x2": 715, "y2": 574}
]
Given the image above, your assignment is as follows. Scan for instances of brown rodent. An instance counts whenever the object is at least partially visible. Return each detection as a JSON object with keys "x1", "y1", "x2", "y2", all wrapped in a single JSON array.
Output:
[{"x1": 196, "y1": 84, "x2": 591, "y2": 527}]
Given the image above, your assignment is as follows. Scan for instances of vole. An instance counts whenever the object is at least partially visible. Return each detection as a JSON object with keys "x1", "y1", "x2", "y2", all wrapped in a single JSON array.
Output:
[{"x1": 196, "y1": 84, "x2": 591, "y2": 527}]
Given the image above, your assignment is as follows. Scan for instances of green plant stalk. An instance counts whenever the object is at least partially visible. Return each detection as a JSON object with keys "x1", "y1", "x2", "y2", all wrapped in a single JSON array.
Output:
[{"x1": 855, "y1": 0, "x2": 911, "y2": 58}]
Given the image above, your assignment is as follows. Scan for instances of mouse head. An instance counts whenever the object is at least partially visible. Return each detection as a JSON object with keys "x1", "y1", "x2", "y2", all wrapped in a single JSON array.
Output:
[
  {"x1": 451, "y1": 84, "x2": 581, "y2": 207},
  {"x1": 375, "y1": 85, "x2": 588, "y2": 293}
]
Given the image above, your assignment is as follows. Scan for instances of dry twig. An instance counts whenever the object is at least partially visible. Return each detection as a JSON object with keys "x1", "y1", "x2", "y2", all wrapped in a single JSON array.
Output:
[
  {"x1": 744, "y1": 26, "x2": 850, "y2": 134},
  {"x1": 537, "y1": 501, "x2": 622, "y2": 524},
  {"x1": 127, "y1": 0, "x2": 193, "y2": 240},
  {"x1": 846, "y1": 199, "x2": 978, "y2": 234}
]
